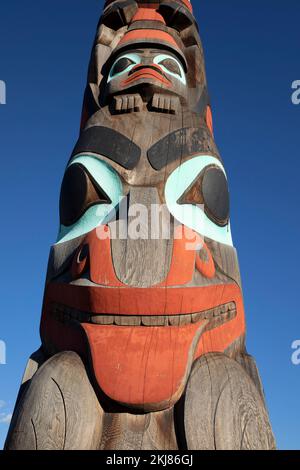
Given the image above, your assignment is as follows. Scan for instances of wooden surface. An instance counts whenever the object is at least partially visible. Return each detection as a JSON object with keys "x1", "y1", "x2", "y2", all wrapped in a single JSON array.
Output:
[
  {"x1": 6, "y1": 0, "x2": 275, "y2": 450},
  {"x1": 183, "y1": 353, "x2": 276, "y2": 450},
  {"x1": 110, "y1": 187, "x2": 173, "y2": 287},
  {"x1": 6, "y1": 351, "x2": 275, "y2": 450},
  {"x1": 5, "y1": 352, "x2": 103, "y2": 450},
  {"x1": 100, "y1": 410, "x2": 177, "y2": 450}
]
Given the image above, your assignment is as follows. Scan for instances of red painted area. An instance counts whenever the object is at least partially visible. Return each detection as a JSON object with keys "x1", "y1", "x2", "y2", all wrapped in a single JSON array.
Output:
[
  {"x1": 82, "y1": 321, "x2": 204, "y2": 408},
  {"x1": 42, "y1": 225, "x2": 244, "y2": 409},
  {"x1": 44, "y1": 282, "x2": 242, "y2": 317},
  {"x1": 41, "y1": 282, "x2": 245, "y2": 409},
  {"x1": 206, "y1": 105, "x2": 214, "y2": 136},
  {"x1": 103, "y1": 1, "x2": 193, "y2": 13},
  {"x1": 119, "y1": 29, "x2": 179, "y2": 50},
  {"x1": 71, "y1": 245, "x2": 89, "y2": 280},
  {"x1": 181, "y1": 0, "x2": 193, "y2": 12},
  {"x1": 85, "y1": 228, "x2": 123, "y2": 287},
  {"x1": 71, "y1": 225, "x2": 212, "y2": 288},
  {"x1": 122, "y1": 67, "x2": 171, "y2": 88},
  {"x1": 195, "y1": 244, "x2": 216, "y2": 279},
  {"x1": 132, "y1": 8, "x2": 166, "y2": 24},
  {"x1": 162, "y1": 226, "x2": 215, "y2": 284},
  {"x1": 161, "y1": 226, "x2": 197, "y2": 286}
]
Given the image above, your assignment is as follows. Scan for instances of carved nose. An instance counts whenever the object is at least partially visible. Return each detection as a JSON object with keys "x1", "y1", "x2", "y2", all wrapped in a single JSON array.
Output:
[{"x1": 109, "y1": 187, "x2": 173, "y2": 287}]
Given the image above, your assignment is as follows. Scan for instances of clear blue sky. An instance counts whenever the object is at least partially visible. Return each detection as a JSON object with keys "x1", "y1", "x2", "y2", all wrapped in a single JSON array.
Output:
[{"x1": 0, "y1": 0, "x2": 299, "y2": 450}]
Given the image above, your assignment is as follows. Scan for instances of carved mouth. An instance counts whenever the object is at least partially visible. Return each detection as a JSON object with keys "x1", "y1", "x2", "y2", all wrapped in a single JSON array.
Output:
[
  {"x1": 51, "y1": 302, "x2": 237, "y2": 328},
  {"x1": 44, "y1": 296, "x2": 242, "y2": 410}
]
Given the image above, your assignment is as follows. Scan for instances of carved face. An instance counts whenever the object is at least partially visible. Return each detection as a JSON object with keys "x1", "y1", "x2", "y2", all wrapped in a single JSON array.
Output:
[
  {"x1": 106, "y1": 48, "x2": 188, "y2": 102},
  {"x1": 41, "y1": 145, "x2": 245, "y2": 412},
  {"x1": 40, "y1": 0, "x2": 246, "y2": 413}
]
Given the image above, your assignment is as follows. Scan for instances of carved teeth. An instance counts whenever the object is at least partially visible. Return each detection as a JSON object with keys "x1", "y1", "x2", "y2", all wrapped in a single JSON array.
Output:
[
  {"x1": 141, "y1": 316, "x2": 167, "y2": 327},
  {"x1": 91, "y1": 315, "x2": 114, "y2": 325},
  {"x1": 168, "y1": 315, "x2": 181, "y2": 326},
  {"x1": 114, "y1": 94, "x2": 143, "y2": 113},
  {"x1": 51, "y1": 302, "x2": 237, "y2": 327},
  {"x1": 179, "y1": 314, "x2": 192, "y2": 325},
  {"x1": 114, "y1": 316, "x2": 141, "y2": 326},
  {"x1": 151, "y1": 93, "x2": 180, "y2": 114}
]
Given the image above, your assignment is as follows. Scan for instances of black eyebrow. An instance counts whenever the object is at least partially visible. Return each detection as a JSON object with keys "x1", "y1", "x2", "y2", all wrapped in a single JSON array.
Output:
[
  {"x1": 71, "y1": 126, "x2": 141, "y2": 170},
  {"x1": 150, "y1": 49, "x2": 175, "y2": 56},
  {"x1": 150, "y1": 50, "x2": 186, "y2": 70},
  {"x1": 118, "y1": 49, "x2": 144, "y2": 55},
  {"x1": 148, "y1": 128, "x2": 209, "y2": 170}
]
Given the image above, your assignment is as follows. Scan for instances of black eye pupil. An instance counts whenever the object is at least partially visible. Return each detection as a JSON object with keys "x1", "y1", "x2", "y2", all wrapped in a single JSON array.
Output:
[
  {"x1": 202, "y1": 167, "x2": 230, "y2": 225},
  {"x1": 59, "y1": 164, "x2": 111, "y2": 227},
  {"x1": 111, "y1": 57, "x2": 134, "y2": 76},
  {"x1": 160, "y1": 58, "x2": 181, "y2": 76}
]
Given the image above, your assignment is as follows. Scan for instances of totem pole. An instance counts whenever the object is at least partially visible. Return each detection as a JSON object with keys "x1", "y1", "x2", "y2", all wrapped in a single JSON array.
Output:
[{"x1": 5, "y1": 0, "x2": 275, "y2": 450}]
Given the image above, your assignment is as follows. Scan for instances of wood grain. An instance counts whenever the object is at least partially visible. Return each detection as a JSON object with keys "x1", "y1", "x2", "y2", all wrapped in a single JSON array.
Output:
[
  {"x1": 100, "y1": 409, "x2": 177, "y2": 450},
  {"x1": 110, "y1": 187, "x2": 173, "y2": 287},
  {"x1": 5, "y1": 352, "x2": 103, "y2": 450},
  {"x1": 6, "y1": 0, "x2": 275, "y2": 451},
  {"x1": 183, "y1": 353, "x2": 276, "y2": 450}
]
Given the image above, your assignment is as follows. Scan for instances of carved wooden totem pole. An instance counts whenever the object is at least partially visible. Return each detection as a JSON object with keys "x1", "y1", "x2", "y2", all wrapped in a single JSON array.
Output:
[{"x1": 5, "y1": 0, "x2": 275, "y2": 450}]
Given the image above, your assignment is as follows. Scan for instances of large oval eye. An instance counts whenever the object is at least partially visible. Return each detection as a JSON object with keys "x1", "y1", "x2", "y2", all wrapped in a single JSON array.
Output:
[
  {"x1": 153, "y1": 54, "x2": 186, "y2": 85},
  {"x1": 59, "y1": 164, "x2": 111, "y2": 227},
  {"x1": 108, "y1": 53, "x2": 141, "y2": 82},
  {"x1": 177, "y1": 166, "x2": 229, "y2": 227},
  {"x1": 57, "y1": 156, "x2": 122, "y2": 244},
  {"x1": 159, "y1": 58, "x2": 181, "y2": 76},
  {"x1": 165, "y1": 156, "x2": 233, "y2": 246},
  {"x1": 202, "y1": 167, "x2": 229, "y2": 226},
  {"x1": 111, "y1": 57, "x2": 135, "y2": 76}
]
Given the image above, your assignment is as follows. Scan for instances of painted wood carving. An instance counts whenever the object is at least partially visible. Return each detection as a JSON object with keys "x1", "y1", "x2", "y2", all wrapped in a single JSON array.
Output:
[{"x1": 5, "y1": 0, "x2": 275, "y2": 450}]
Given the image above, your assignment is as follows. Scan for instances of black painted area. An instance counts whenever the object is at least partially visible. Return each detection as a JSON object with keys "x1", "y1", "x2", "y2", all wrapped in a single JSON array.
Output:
[
  {"x1": 159, "y1": 1, "x2": 195, "y2": 32},
  {"x1": 59, "y1": 163, "x2": 111, "y2": 227},
  {"x1": 111, "y1": 57, "x2": 135, "y2": 76},
  {"x1": 101, "y1": 0, "x2": 137, "y2": 30},
  {"x1": 72, "y1": 126, "x2": 141, "y2": 170},
  {"x1": 202, "y1": 167, "x2": 230, "y2": 226},
  {"x1": 147, "y1": 127, "x2": 214, "y2": 170}
]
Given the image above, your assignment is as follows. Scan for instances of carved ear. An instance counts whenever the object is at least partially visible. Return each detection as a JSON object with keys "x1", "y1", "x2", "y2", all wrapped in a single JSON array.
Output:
[
  {"x1": 96, "y1": 24, "x2": 117, "y2": 47},
  {"x1": 158, "y1": 2, "x2": 194, "y2": 32},
  {"x1": 87, "y1": 26, "x2": 128, "y2": 93},
  {"x1": 101, "y1": 0, "x2": 138, "y2": 30},
  {"x1": 183, "y1": 45, "x2": 207, "y2": 101}
]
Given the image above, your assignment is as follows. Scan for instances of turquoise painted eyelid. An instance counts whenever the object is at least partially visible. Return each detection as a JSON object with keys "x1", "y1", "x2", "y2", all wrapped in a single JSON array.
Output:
[
  {"x1": 108, "y1": 53, "x2": 141, "y2": 82},
  {"x1": 56, "y1": 155, "x2": 122, "y2": 244},
  {"x1": 153, "y1": 54, "x2": 186, "y2": 85},
  {"x1": 165, "y1": 156, "x2": 233, "y2": 247},
  {"x1": 57, "y1": 205, "x2": 116, "y2": 244}
]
